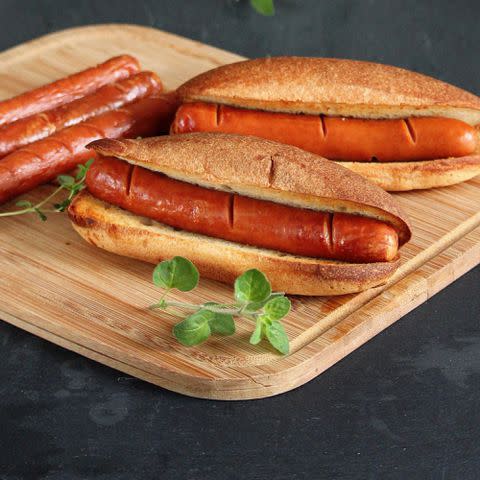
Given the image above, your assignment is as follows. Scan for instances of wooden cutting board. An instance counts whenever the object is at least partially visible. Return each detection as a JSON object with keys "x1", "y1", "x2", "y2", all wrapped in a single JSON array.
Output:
[{"x1": 1, "y1": 24, "x2": 479, "y2": 400}]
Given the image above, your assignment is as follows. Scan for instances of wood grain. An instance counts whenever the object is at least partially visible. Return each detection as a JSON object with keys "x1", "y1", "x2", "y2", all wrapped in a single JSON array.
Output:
[{"x1": 0, "y1": 24, "x2": 479, "y2": 400}]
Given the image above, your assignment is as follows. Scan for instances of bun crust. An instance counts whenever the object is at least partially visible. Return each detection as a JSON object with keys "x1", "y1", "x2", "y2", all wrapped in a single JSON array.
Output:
[
  {"x1": 340, "y1": 154, "x2": 480, "y2": 191},
  {"x1": 177, "y1": 57, "x2": 480, "y2": 124},
  {"x1": 69, "y1": 192, "x2": 400, "y2": 296},
  {"x1": 87, "y1": 133, "x2": 411, "y2": 244}
]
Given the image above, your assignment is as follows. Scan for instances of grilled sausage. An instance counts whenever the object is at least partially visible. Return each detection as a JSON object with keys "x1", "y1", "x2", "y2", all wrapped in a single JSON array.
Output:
[
  {"x1": 0, "y1": 95, "x2": 178, "y2": 204},
  {"x1": 0, "y1": 71, "x2": 162, "y2": 158},
  {"x1": 85, "y1": 156, "x2": 399, "y2": 263},
  {"x1": 171, "y1": 102, "x2": 477, "y2": 162},
  {"x1": 0, "y1": 55, "x2": 140, "y2": 127}
]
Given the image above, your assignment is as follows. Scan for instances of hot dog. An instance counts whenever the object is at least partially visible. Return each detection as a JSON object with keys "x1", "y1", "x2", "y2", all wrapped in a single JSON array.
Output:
[
  {"x1": 172, "y1": 103, "x2": 476, "y2": 162},
  {"x1": 0, "y1": 71, "x2": 163, "y2": 158},
  {"x1": 174, "y1": 57, "x2": 480, "y2": 190},
  {"x1": 86, "y1": 156, "x2": 399, "y2": 263},
  {"x1": 0, "y1": 55, "x2": 140, "y2": 127},
  {"x1": 0, "y1": 95, "x2": 179, "y2": 204},
  {"x1": 68, "y1": 133, "x2": 412, "y2": 295}
]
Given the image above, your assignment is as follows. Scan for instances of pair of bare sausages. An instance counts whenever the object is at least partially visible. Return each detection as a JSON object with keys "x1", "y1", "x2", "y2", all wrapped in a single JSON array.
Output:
[{"x1": 0, "y1": 55, "x2": 178, "y2": 203}]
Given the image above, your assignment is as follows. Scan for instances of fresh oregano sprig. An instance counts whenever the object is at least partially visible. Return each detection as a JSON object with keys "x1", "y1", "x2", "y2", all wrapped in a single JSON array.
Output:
[
  {"x1": 150, "y1": 256, "x2": 291, "y2": 354},
  {"x1": 0, "y1": 159, "x2": 94, "y2": 221}
]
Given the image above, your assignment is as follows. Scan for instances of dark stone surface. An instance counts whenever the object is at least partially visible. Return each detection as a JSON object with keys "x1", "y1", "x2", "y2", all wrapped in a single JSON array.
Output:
[{"x1": 0, "y1": 1, "x2": 479, "y2": 478}]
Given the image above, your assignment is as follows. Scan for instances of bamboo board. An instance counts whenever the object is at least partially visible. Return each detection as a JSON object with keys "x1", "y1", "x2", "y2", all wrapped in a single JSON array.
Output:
[{"x1": 0, "y1": 24, "x2": 479, "y2": 400}]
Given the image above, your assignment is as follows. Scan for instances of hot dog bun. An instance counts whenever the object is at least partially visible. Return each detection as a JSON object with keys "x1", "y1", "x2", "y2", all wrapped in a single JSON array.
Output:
[
  {"x1": 176, "y1": 58, "x2": 480, "y2": 190},
  {"x1": 340, "y1": 151, "x2": 480, "y2": 191},
  {"x1": 177, "y1": 57, "x2": 480, "y2": 123},
  {"x1": 68, "y1": 133, "x2": 411, "y2": 295}
]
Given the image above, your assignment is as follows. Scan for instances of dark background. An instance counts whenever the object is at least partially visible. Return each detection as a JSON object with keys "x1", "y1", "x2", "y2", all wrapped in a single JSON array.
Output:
[{"x1": 1, "y1": 1, "x2": 479, "y2": 479}]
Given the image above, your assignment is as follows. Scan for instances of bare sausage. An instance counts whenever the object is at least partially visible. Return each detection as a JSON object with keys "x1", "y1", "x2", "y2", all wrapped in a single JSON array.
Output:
[{"x1": 0, "y1": 55, "x2": 140, "y2": 127}]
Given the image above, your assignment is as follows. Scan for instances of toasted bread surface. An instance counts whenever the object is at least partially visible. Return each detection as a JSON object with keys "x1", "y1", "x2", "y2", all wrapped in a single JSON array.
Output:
[
  {"x1": 177, "y1": 57, "x2": 480, "y2": 124},
  {"x1": 340, "y1": 154, "x2": 480, "y2": 191}
]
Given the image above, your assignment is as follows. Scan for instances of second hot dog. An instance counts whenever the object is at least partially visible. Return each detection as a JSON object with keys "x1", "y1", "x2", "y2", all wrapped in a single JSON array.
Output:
[{"x1": 174, "y1": 57, "x2": 480, "y2": 190}]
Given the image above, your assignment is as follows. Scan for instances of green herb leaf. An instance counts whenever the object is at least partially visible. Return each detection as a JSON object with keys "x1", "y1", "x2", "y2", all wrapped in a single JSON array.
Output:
[
  {"x1": 34, "y1": 208, "x2": 47, "y2": 222},
  {"x1": 78, "y1": 158, "x2": 93, "y2": 175},
  {"x1": 54, "y1": 199, "x2": 72, "y2": 212},
  {"x1": 246, "y1": 292, "x2": 284, "y2": 312},
  {"x1": 57, "y1": 175, "x2": 75, "y2": 187},
  {"x1": 76, "y1": 158, "x2": 94, "y2": 181},
  {"x1": 234, "y1": 269, "x2": 271, "y2": 304},
  {"x1": 264, "y1": 296, "x2": 291, "y2": 320},
  {"x1": 250, "y1": 0, "x2": 275, "y2": 16},
  {"x1": 265, "y1": 320, "x2": 289, "y2": 354},
  {"x1": 209, "y1": 312, "x2": 235, "y2": 336},
  {"x1": 152, "y1": 256, "x2": 199, "y2": 291},
  {"x1": 203, "y1": 302, "x2": 236, "y2": 335},
  {"x1": 249, "y1": 317, "x2": 264, "y2": 345},
  {"x1": 173, "y1": 309, "x2": 213, "y2": 346},
  {"x1": 15, "y1": 200, "x2": 32, "y2": 208}
]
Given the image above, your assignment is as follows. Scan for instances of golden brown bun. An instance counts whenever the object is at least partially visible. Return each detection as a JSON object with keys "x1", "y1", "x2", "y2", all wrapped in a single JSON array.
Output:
[
  {"x1": 87, "y1": 133, "x2": 411, "y2": 244},
  {"x1": 177, "y1": 57, "x2": 480, "y2": 124},
  {"x1": 340, "y1": 154, "x2": 480, "y2": 191},
  {"x1": 340, "y1": 128, "x2": 480, "y2": 190},
  {"x1": 69, "y1": 192, "x2": 400, "y2": 296}
]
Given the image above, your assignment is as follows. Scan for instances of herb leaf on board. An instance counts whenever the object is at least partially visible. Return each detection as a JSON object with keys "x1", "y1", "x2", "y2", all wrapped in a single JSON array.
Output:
[{"x1": 151, "y1": 258, "x2": 290, "y2": 354}]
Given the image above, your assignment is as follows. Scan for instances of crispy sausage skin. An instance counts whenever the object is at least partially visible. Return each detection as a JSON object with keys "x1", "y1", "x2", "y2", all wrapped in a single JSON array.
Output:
[
  {"x1": 0, "y1": 96, "x2": 178, "y2": 204},
  {"x1": 0, "y1": 71, "x2": 163, "y2": 158},
  {"x1": 0, "y1": 55, "x2": 140, "y2": 127},
  {"x1": 171, "y1": 102, "x2": 477, "y2": 162},
  {"x1": 86, "y1": 156, "x2": 399, "y2": 263}
]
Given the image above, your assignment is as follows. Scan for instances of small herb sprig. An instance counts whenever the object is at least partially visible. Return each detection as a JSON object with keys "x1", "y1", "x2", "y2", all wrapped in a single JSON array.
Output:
[
  {"x1": 0, "y1": 159, "x2": 94, "y2": 221},
  {"x1": 150, "y1": 256, "x2": 291, "y2": 354},
  {"x1": 250, "y1": 0, "x2": 275, "y2": 16}
]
